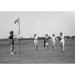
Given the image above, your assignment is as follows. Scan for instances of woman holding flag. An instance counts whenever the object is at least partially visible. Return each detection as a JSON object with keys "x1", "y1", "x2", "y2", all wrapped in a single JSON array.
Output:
[{"x1": 9, "y1": 18, "x2": 20, "y2": 55}]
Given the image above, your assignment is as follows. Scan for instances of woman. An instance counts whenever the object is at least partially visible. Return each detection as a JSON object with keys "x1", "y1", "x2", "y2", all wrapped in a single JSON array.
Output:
[
  {"x1": 33, "y1": 34, "x2": 38, "y2": 50},
  {"x1": 59, "y1": 32, "x2": 65, "y2": 52},
  {"x1": 9, "y1": 30, "x2": 19, "y2": 55}
]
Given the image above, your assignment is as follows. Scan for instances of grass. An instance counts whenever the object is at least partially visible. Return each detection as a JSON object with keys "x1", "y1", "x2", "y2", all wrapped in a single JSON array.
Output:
[{"x1": 0, "y1": 39, "x2": 75, "y2": 63}]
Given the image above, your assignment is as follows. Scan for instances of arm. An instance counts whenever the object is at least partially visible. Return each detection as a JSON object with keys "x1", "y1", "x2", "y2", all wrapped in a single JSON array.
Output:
[
  {"x1": 14, "y1": 32, "x2": 19, "y2": 36},
  {"x1": 13, "y1": 32, "x2": 20, "y2": 39}
]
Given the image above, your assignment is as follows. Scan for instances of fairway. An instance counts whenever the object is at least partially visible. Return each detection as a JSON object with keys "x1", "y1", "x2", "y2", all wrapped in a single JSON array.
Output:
[{"x1": 0, "y1": 39, "x2": 75, "y2": 63}]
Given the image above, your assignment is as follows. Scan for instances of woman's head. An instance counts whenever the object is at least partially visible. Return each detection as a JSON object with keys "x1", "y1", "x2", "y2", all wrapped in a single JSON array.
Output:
[{"x1": 10, "y1": 30, "x2": 14, "y2": 35}]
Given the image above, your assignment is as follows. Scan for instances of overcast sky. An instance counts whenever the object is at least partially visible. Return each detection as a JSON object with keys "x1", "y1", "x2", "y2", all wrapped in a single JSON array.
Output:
[{"x1": 0, "y1": 12, "x2": 75, "y2": 38}]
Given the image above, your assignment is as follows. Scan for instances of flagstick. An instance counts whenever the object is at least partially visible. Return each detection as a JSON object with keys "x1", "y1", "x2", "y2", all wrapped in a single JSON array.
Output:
[
  {"x1": 18, "y1": 19, "x2": 21, "y2": 53},
  {"x1": 14, "y1": 18, "x2": 21, "y2": 53}
]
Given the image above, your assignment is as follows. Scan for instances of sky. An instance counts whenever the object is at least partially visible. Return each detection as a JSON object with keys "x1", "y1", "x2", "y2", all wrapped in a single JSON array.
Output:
[{"x1": 0, "y1": 12, "x2": 75, "y2": 38}]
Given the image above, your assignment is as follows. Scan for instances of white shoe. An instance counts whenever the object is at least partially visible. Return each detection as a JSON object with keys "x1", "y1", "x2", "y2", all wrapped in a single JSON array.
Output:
[{"x1": 11, "y1": 52, "x2": 14, "y2": 55}]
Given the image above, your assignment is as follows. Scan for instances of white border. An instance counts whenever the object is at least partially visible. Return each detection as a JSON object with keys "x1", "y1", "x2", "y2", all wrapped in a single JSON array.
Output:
[
  {"x1": 0, "y1": 0, "x2": 75, "y2": 11},
  {"x1": 0, "y1": 0, "x2": 75, "y2": 75}
]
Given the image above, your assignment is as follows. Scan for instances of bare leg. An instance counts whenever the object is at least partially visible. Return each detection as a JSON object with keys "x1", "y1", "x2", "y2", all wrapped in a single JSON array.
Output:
[
  {"x1": 35, "y1": 45, "x2": 38, "y2": 50},
  {"x1": 34, "y1": 43, "x2": 38, "y2": 50},
  {"x1": 60, "y1": 43, "x2": 64, "y2": 53},
  {"x1": 10, "y1": 44, "x2": 15, "y2": 55},
  {"x1": 45, "y1": 42, "x2": 49, "y2": 50},
  {"x1": 52, "y1": 42, "x2": 55, "y2": 50}
]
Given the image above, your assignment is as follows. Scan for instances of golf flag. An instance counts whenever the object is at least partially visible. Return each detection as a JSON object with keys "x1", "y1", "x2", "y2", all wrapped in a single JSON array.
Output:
[
  {"x1": 14, "y1": 18, "x2": 19, "y2": 24},
  {"x1": 14, "y1": 18, "x2": 20, "y2": 34}
]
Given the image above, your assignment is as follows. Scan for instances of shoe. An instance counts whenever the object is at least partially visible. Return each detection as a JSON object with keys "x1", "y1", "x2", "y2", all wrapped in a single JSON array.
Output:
[{"x1": 11, "y1": 52, "x2": 14, "y2": 55}]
